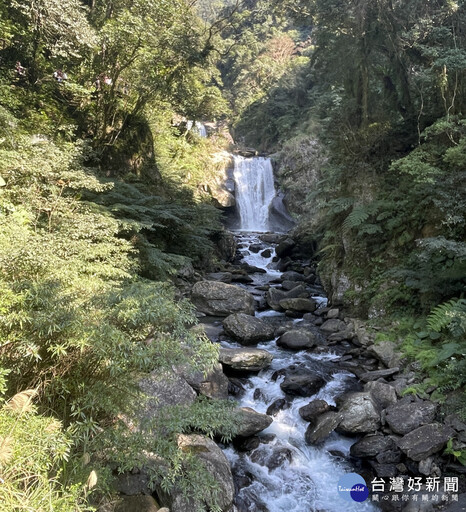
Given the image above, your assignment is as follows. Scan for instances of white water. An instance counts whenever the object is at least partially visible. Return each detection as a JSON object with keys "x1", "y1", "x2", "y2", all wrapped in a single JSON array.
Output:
[
  {"x1": 222, "y1": 235, "x2": 377, "y2": 512},
  {"x1": 233, "y1": 156, "x2": 277, "y2": 232},
  {"x1": 186, "y1": 120, "x2": 207, "y2": 137}
]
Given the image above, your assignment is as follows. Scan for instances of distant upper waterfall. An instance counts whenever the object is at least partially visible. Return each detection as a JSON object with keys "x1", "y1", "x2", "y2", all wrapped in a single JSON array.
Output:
[{"x1": 233, "y1": 155, "x2": 277, "y2": 232}]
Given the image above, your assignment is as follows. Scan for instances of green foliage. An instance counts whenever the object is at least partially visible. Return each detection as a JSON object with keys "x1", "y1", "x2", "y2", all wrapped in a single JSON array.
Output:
[{"x1": 444, "y1": 438, "x2": 466, "y2": 467}]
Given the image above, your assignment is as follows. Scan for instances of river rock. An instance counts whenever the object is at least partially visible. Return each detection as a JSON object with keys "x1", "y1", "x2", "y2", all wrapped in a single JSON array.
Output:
[
  {"x1": 326, "y1": 308, "x2": 340, "y2": 319},
  {"x1": 278, "y1": 298, "x2": 317, "y2": 313},
  {"x1": 364, "y1": 381, "x2": 397, "y2": 409},
  {"x1": 236, "y1": 407, "x2": 273, "y2": 437},
  {"x1": 191, "y1": 281, "x2": 255, "y2": 316},
  {"x1": 350, "y1": 434, "x2": 397, "y2": 458},
  {"x1": 115, "y1": 496, "x2": 160, "y2": 512},
  {"x1": 180, "y1": 363, "x2": 229, "y2": 400},
  {"x1": 266, "y1": 398, "x2": 288, "y2": 416},
  {"x1": 280, "y1": 369, "x2": 326, "y2": 397},
  {"x1": 305, "y1": 412, "x2": 343, "y2": 444},
  {"x1": 138, "y1": 370, "x2": 197, "y2": 424},
  {"x1": 219, "y1": 347, "x2": 273, "y2": 372},
  {"x1": 337, "y1": 392, "x2": 381, "y2": 434},
  {"x1": 176, "y1": 434, "x2": 234, "y2": 511},
  {"x1": 299, "y1": 399, "x2": 331, "y2": 422},
  {"x1": 223, "y1": 313, "x2": 275, "y2": 345},
  {"x1": 367, "y1": 340, "x2": 401, "y2": 368},
  {"x1": 250, "y1": 446, "x2": 293, "y2": 470},
  {"x1": 281, "y1": 271, "x2": 305, "y2": 282},
  {"x1": 359, "y1": 368, "x2": 399, "y2": 382},
  {"x1": 275, "y1": 238, "x2": 295, "y2": 258},
  {"x1": 266, "y1": 285, "x2": 308, "y2": 311},
  {"x1": 385, "y1": 399, "x2": 437, "y2": 435},
  {"x1": 320, "y1": 319, "x2": 347, "y2": 333},
  {"x1": 281, "y1": 280, "x2": 302, "y2": 291},
  {"x1": 397, "y1": 423, "x2": 455, "y2": 461},
  {"x1": 249, "y1": 243, "x2": 263, "y2": 253},
  {"x1": 276, "y1": 330, "x2": 317, "y2": 351},
  {"x1": 261, "y1": 249, "x2": 272, "y2": 258}
]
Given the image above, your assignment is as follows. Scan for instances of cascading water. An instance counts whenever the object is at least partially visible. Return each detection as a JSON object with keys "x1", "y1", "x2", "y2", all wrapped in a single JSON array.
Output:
[
  {"x1": 218, "y1": 236, "x2": 378, "y2": 512},
  {"x1": 233, "y1": 156, "x2": 277, "y2": 232}
]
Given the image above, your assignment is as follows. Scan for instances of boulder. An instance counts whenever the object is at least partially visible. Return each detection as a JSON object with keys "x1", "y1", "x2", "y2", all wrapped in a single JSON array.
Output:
[
  {"x1": 281, "y1": 280, "x2": 302, "y2": 291},
  {"x1": 350, "y1": 434, "x2": 398, "y2": 458},
  {"x1": 249, "y1": 243, "x2": 263, "y2": 253},
  {"x1": 115, "y1": 496, "x2": 160, "y2": 512},
  {"x1": 235, "y1": 407, "x2": 273, "y2": 437},
  {"x1": 138, "y1": 370, "x2": 196, "y2": 425},
  {"x1": 176, "y1": 434, "x2": 234, "y2": 511},
  {"x1": 364, "y1": 381, "x2": 397, "y2": 409},
  {"x1": 299, "y1": 399, "x2": 331, "y2": 422},
  {"x1": 397, "y1": 423, "x2": 455, "y2": 461},
  {"x1": 281, "y1": 271, "x2": 305, "y2": 282},
  {"x1": 276, "y1": 330, "x2": 317, "y2": 351},
  {"x1": 250, "y1": 445, "x2": 293, "y2": 470},
  {"x1": 337, "y1": 392, "x2": 381, "y2": 434},
  {"x1": 359, "y1": 368, "x2": 399, "y2": 382},
  {"x1": 275, "y1": 238, "x2": 295, "y2": 258},
  {"x1": 266, "y1": 285, "x2": 308, "y2": 311},
  {"x1": 180, "y1": 363, "x2": 229, "y2": 400},
  {"x1": 191, "y1": 281, "x2": 255, "y2": 316},
  {"x1": 385, "y1": 399, "x2": 437, "y2": 435},
  {"x1": 266, "y1": 398, "x2": 288, "y2": 416},
  {"x1": 280, "y1": 369, "x2": 326, "y2": 397},
  {"x1": 219, "y1": 347, "x2": 273, "y2": 372},
  {"x1": 326, "y1": 308, "x2": 340, "y2": 319},
  {"x1": 260, "y1": 249, "x2": 272, "y2": 258},
  {"x1": 305, "y1": 412, "x2": 343, "y2": 444},
  {"x1": 278, "y1": 298, "x2": 317, "y2": 313},
  {"x1": 367, "y1": 340, "x2": 401, "y2": 368},
  {"x1": 222, "y1": 313, "x2": 275, "y2": 345},
  {"x1": 320, "y1": 319, "x2": 347, "y2": 333}
]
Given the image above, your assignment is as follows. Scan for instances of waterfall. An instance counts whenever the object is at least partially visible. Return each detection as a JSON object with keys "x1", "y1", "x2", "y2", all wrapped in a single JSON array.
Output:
[
  {"x1": 233, "y1": 156, "x2": 276, "y2": 232},
  {"x1": 194, "y1": 121, "x2": 207, "y2": 137}
]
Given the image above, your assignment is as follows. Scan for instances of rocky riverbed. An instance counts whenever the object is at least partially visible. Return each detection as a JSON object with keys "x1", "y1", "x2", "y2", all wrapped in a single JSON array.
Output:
[{"x1": 111, "y1": 232, "x2": 465, "y2": 512}]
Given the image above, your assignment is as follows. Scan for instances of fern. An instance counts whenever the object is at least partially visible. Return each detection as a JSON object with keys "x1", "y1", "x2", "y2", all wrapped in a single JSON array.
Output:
[
  {"x1": 427, "y1": 298, "x2": 466, "y2": 335},
  {"x1": 342, "y1": 206, "x2": 371, "y2": 231}
]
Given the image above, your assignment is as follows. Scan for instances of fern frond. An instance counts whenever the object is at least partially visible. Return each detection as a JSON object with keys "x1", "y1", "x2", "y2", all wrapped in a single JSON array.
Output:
[{"x1": 427, "y1": 298, "x2": 466, "y2": 335}]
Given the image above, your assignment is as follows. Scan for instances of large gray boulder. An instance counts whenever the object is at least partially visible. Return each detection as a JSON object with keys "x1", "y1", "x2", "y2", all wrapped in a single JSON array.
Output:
[
  {"x1": 320, "y1": 319, "x2": 347, "y2": 333},
  {"x1": 179, "y1": 363, "x2": 229, "y2": 400},
  {"x1": 337, "y1": 392, "x2": 381, "y2": 434},
  {"x1": 385, "y1": 399, "x2": 437, "y2": 435},
  {"x1": 350, "y1": 434, "x2": 398, "y2": 458},
  {"x1": 364, "y1": 381, "x2": 397, "y2": 410},
  {"x1": 266, "y1": 285, "x2": 308, "y2": 311},
  {"x1": 223, "y1": 313, "x2": 275, "y2": 345},
  {"x1": 235, "y1": 407, "x2": 273, "y2": 437},
  {"x1": 367, "y1": 340, "x2": 401, "y2": 368},
  {"x1": 191, "y1": 281, "x2": 255, "y2": 316},
  {"x1": 219, "y1": 347, "x2": 273, "y2": 372},
  {"x1": 280, "y1": 369, "x2": 326, "y2": 397},
  {"x1": 138, "y1": 370, "x2": 196, "y2": 426},
  {"x1": 305, "y1": 412, "x2": 343, "y2": 444},
  {"x1": 397, "y1": 423, "x2": 455, "y2": 461},
  {"x1": 169, "y1": 434, "x2": 235, "y2": 512},
  {"x1": 299, "y1": 399, "x2": 331, "y2": 422},
  {"x1": 276, "y1": 237, "x2": 295, "y2": 258},
  {"x1": 279, "y1": 298, "x2": 317, "y2": 313},
  {"x1": 276, "y1": 330, "x2": 317, "y2": 351}
]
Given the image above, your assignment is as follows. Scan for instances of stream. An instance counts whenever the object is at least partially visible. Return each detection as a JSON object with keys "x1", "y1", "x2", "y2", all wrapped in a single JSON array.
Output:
[{"x1": 214, "y1": 234, "x2": 377, "y2": 512}]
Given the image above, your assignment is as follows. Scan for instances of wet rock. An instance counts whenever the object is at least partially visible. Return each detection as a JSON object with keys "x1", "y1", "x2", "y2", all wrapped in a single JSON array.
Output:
[
  {"x1": 234, "y1": 436, "x2": 261, "y2": 452},
  {"x1": 299, "y1": 399, "x2": 331, "y2": 422},
  {"x1": 235, "y1": 407, "x2": 273, "y2": 437},
  {"x1": 191, "y1": 281, "x2": 255, "y2": 316},
  {"x1": 326, "y1": 308, "x2": 340, "y2": 319},
  {"x1": 367, "y1": 340, "x2": 401, "y2": 368},
  {"x1": 385, "y1": 399, "x2": 437, "y2": 435},
  {"x1": 240, "y1": 262, "x2": 267, "y2": 274},
  {"x1": 327, "y1": 330, "x2": 353, "y2": 342},
  {"x1": 180, "y1": 363, "x2": 229, "y2": 400},
  {"x1": 280, "y1": 369, "x2": 326, "y2": 397},
  {"x1": 266, "y1": 398, "x2": 288, "y2": 416},
  {"x1": 231, "y1": 273, "x2": 254, "y2": 284},
  {"x1": 228, "y1": 378, "x2": 245, "y2": 396},
  {"x1": 337, "y1": 392, "x2": 381, "y2": 434},
  {"x1": 278, "y1": 298, "x2": 317, "y2": 313},
  {"x1": 320, "y1": 319, "x2": 347, "y2": 333},
  {"x1": 250, "y1": 446, "x2": 293, "y2": 470},
  {"x1": 276, "y1": 238, "x2": 296, "y2": 258},
  {"x1": 350, "y1": 434, "x2": 397, "y2": 458},
  {"x1": 115, "y1": 496, "x2": 159, "y2": 512},
  {"x1": 253, "y1": 388, "x2": 265, "y2": 401},
  {"x1": 206, "y1": 272, "x2": 233, "y2": 283},
  {"x1": 305, "y1": 412, "x2": 343, "y2": 444},
  {"x1": 368, "y1": 461, "x2": 397, "y2": 478},
  {"x1": 259, "y1": 233, "x2": 282, "y2": 244},
  {"x1": 276, "y1": 330, "x2": 317, "y2": 351},
  {"x1": 219, "y1": 347, "x2": 273, "y2": 372},
  {"x1": 359, "y1": 368, "x2": 399, "y2": 382},
  {"x1": 364, "y1": 381, "x2": 397, "y2": 409},
  {"x1": 223, "y1": 313, "x2": 275, "y2": 345},
  {"x1": 281, "y1": 271, "x2": 305, "y2": 282},
  {"x1": 249, "y1": 243, "x2": 263, "y2": 253},
  {"x1": 266, "y1": 285, "x2": 308, "y2": 311},
  {"x1": 261, "y1": 249, "x2": 272, "y2": 258},
  {"x1": 397, "y1": 423, "x2": 455, "y2": 461}
]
